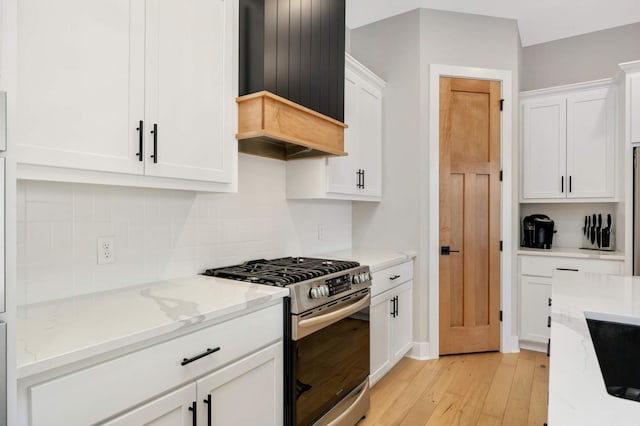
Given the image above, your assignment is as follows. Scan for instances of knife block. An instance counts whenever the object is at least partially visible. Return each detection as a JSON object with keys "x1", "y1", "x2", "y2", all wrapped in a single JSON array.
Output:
[{"x1": 582, "y1": 225, "x2": 615, "y2": 251}]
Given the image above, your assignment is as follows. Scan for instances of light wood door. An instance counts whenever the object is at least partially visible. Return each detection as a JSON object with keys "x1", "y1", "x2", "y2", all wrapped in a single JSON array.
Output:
[
  {"x1": 17, "y1": 0, "x2": 145, "y2": 174},
  {"x1": 439, "y1": 77, "x2": 501, "y2": 355},
  {"x1": 196, "y1": 343, "x2": 282, "y2": 426},
  {"x1": 144, "y1": 0, "x2": 234, "y2": 183},
  {"x1": 102, "y1": 384, "x2": 196, "y2": 426}
]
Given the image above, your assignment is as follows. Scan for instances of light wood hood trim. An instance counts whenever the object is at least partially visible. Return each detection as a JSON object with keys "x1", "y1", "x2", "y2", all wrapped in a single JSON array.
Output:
[{"x1": 236, "y1": 91, "x2": 348, "y2": 160}]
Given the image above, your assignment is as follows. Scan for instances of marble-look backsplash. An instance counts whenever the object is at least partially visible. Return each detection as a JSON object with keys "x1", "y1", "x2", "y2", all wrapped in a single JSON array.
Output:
[{"x1": 17, "y1": 154, "x2": 352, "y2": 305}]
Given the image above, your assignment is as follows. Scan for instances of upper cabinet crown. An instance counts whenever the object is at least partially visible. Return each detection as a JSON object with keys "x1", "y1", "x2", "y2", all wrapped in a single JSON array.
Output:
[
  {"x1": 16, "y1": 0, "x2": 237, "y2": 192},
  {"x1": 520, "y1": 81, "x2": 616, "y2": 201}
]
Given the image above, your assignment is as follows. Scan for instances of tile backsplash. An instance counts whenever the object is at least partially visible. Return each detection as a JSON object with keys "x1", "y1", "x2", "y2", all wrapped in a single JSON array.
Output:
[{"x1": 17, "y1": 154, "x2": 352, "y2": 305}]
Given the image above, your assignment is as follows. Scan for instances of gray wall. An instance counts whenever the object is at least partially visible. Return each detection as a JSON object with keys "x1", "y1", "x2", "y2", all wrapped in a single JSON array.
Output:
[
  {"x1": 522, "y1": 22, "x2": 640, "y2": 91},
  {"x1": 351, "y1": 9, "x2": 520, "y2": 348}
]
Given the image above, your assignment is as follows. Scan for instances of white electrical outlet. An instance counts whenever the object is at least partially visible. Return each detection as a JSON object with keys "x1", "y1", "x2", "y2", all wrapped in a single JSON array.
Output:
[
  {"x1": 317, "y1": 224, "x2": 325, "y2": 241},
  {"x1": 97, "y1": 237, "x2": 115, "y2": 265}
]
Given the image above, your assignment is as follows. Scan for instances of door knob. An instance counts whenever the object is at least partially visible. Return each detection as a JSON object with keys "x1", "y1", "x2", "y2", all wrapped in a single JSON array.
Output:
[{"x1": 440, "y1": 246, "x2": 460, "y2": 255}]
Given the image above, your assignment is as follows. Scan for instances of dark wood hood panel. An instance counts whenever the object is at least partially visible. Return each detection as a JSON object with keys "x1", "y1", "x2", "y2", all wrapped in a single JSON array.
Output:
[{"x1": 239, "y1": 0, "x2": 346, "y2": 122}]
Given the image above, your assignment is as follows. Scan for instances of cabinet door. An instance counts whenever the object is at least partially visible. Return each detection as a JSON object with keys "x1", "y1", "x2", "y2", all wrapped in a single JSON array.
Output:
[
  {"x1": 369, "y1": 293, "x2": 391, "y2": 386},
  {"x1": 391, "y1": 282, "x2": 413, "y2": 362},
  {"x1": 520, "y1": 275, "x2": 552, "y2": 344},
  {"x1": 521, "y1": 96, "x2": 566, "y2": 199},
  {"x1": 566, "y1": 88, "x2": 614, "y2": 198},
  {"x1": 102, "y1": 384, "x2": 196, "y2": 426},
  {"x1": 17, "y1": 0, "x2": 145, "y2": 174},
  {"x1": 358, "y1": 79, "x2": 383, "y2": 197},
  {"x1": 144, "y1": 0, "x2": 234, "y2": 183},
  {"x1": 196, "y1": 343, "x2": 282, "y2": 426},
  {"x1": 630, "y1": 74, "x2": 640, "y2": 144},
  {"x1": 326, "y1": 67, "x2": 360, "y2": 195}
]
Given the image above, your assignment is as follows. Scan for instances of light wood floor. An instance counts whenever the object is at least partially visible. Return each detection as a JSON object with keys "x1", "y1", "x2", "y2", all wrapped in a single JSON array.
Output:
[{"x1": 359, "y1": 350, "x2": 548, "y2": 426}]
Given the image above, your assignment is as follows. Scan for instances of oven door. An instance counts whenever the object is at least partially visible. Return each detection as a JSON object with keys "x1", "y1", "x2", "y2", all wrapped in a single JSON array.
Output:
[{"x1": 294, "y1": 291, "x2": 370, "y2": 426}]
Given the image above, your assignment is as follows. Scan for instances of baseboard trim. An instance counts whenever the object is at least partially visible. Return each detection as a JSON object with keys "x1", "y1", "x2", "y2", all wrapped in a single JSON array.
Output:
[
  {"x1": 406, "y1": 342, "x2": 433, "y2": 360},
  {"x1": 502, "y1": 335, "x2": 521, "y2": 353},
  {"x1": 519, "y1": 340, "x2": 548, "y2": 353}
]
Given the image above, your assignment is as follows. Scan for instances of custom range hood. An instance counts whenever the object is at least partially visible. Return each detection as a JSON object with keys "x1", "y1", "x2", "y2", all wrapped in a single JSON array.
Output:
[{"x1": 237, "y1": 0, "x2": 347, "y2": 160}]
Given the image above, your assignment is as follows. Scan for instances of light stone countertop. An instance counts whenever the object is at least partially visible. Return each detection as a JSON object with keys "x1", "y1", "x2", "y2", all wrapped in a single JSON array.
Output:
[
  {"x1": 549, "y1": 272, "x2": 640, "y2": 425},
  {"x1": 321, "y1": 248, "x2": 416, "y2": 272},
  {"x1": 16, "y1": 275, "x2": 288, "y2": 378},
  {"x1": 517, "y1": 246, "x2": 625, "y2": 261}
]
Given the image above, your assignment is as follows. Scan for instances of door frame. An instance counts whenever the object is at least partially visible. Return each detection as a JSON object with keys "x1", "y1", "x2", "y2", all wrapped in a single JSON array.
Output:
[{"x1": 427, "y1": 64, "x2": 517, "y2": 358}]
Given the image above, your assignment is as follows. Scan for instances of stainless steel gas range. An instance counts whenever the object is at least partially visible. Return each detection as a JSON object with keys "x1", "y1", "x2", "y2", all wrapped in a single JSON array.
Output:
[{"x1": 204, "y1": 257, "x2": 372, "y2": 426}]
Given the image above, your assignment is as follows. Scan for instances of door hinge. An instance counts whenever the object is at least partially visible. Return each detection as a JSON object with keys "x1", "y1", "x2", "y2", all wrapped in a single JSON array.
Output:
[
  {"x1": 500, "y1": 99, "x2": 504, "y2": 111},
  {"x1": 499, "y1": 170, "x2": 503, "y2": 181},
  {"x1": 499, "y1": 240, "x2": 503, "y2": 252},
  {"x1": 499, "y1": 310, "x2": 503, "y2": 322}
]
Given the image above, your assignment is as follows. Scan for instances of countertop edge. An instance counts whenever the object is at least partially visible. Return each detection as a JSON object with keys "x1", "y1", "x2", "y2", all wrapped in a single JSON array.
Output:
[
  {"x1": 517, "y1": 247, "x2": 625, "y2": 261},
  {"x1": 17, "y1": 290, "x2": 288, "y2": 379}
]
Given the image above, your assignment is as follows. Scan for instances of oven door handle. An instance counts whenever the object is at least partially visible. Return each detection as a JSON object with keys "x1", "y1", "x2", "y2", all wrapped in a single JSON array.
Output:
[{"x1": 298, "y1": 294, "x2": 370, "y2": 329}]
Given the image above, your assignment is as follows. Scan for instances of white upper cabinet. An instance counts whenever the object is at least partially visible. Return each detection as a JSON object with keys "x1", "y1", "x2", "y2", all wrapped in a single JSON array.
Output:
[
  {"x1": 143, "y1": 0, "x2": 233, "y2": 183},
  {"x1": 16, "y1": 0, "x2": 236, "y2": 191},
  {"x1": 521, "y1": 82, "x2": 615, "y2": 202},
  {"x1": 521, "y1": 95, "x2": 566, "y2": 199},
  {"x1": 631, "y1": 73, "x2": 640, "y2": 144},
  {"x1": 287, "y1": 53, "x2": 385, "y2": 201},
  {"x1": 17, "y1": 0, "x2": 145, "y2": 175}
]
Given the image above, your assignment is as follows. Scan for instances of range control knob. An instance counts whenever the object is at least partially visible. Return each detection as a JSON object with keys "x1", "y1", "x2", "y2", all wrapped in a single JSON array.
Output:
[
  {"x1": 360, "y1": 272, "x2": 368, "y2": 282},
  {"x1": 353, "y1": 274, "x2": 361, "y2": 284},
  {"x1": 310, "y1": 288, "x2": 319, "y2": 299},
  {"x1": 320, "y1": 285, "x2": 329, "y2": 297}
]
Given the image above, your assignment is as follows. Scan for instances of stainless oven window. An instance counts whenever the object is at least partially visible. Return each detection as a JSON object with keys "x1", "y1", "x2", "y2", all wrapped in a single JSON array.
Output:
[{"x1": 295, "y1": 307, "x2": 369, "y2": 426}]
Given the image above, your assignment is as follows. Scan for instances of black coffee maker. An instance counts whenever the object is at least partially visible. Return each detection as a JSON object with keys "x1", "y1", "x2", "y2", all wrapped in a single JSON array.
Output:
[{"x1": 522, "y1": 214, "x2": 555, "y2": 249}]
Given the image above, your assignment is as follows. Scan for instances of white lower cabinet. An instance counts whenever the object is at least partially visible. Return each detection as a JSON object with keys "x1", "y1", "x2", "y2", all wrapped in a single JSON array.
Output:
[
  {"x1": 370, "y1": 278, "x2": 413, "y2": 386},
  {"x1": 519, "y1": 254, "x2": 623, "y2": 351},
  {"x1": 105, "y1": 343, "x2": 282, "y2": 426},
  {"x1": 24, "y1": 303, "x2": 283, "y2": 426}
]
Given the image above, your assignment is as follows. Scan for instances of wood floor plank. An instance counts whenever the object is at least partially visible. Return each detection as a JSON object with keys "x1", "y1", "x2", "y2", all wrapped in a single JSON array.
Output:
[
  {"x1": 360, "y1": 350, "x2": 548, "y2": 426},
  {"x1": 481, "y1": 362, "x2": 515, "y2": 419}
]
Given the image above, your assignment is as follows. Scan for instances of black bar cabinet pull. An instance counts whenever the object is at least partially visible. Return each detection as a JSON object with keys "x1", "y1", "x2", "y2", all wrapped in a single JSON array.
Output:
[
  {"x1": 362, "y1": 169, "x2": 365, "y2": 189},
  {"x1": 390, "y1": 298, "x2": 396, "y2": 318},
  {"x1": 547, "y1": 339, "x2": 550, "y2": 357},
  {"x1": 181, "y1": 347, "x2": 221, "y2": 366},
  {"x1": 395, "y1": 296, "x2": 399, "y2": 316},
  {"x1": 569, "y1": 176, "x2": 572, "y2": 193},
  {"x1": 136, "y1": 120, "x2": 144, "y2": 161},
  {"x1": 150, "y1": 123, "x2": 158, "y2": 163},
  {"x1": 556, "y1": 267, "x2": 579, "y2": 272},
  {"x1": 561, "y1": 176, "x2": 564, "y2": 193},
  {"x1": 548, "y1": 297, "x2": 552, "y2": 307},
  {"x1": 203, "y1": 394, "x2": 212, "y2": 426},
  {"x1": 389, "y1": 274, "x2": 401, "y2": 281},
  {"x1": 547, "y1": 316, "x2": 551, "y2": 328},
  {"x1": 188, "y1": 401, "x2": 197, "y2": 426}
]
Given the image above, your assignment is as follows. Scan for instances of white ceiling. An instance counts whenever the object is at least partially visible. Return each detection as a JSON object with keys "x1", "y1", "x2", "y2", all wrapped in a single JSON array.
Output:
[{"x1": 346, "y1": 0, "x2": 640, "y2": 47}]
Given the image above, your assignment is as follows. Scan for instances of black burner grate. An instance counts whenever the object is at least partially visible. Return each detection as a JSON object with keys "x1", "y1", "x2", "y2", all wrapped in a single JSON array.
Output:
[{"x1": 202, "y1": 257, "x2": 360, "y2": 286}]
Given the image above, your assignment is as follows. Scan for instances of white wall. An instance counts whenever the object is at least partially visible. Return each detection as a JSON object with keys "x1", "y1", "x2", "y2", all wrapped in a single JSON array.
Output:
[
  {"x1": 17, "y1": 154, "x2": 352, "y2": 305},
  {"x1": 351, "y1": 9, "x2": 521, "y2": 350},
  {"x1": 522, "y1": 22, "x2": 640, "y2": 91}
]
